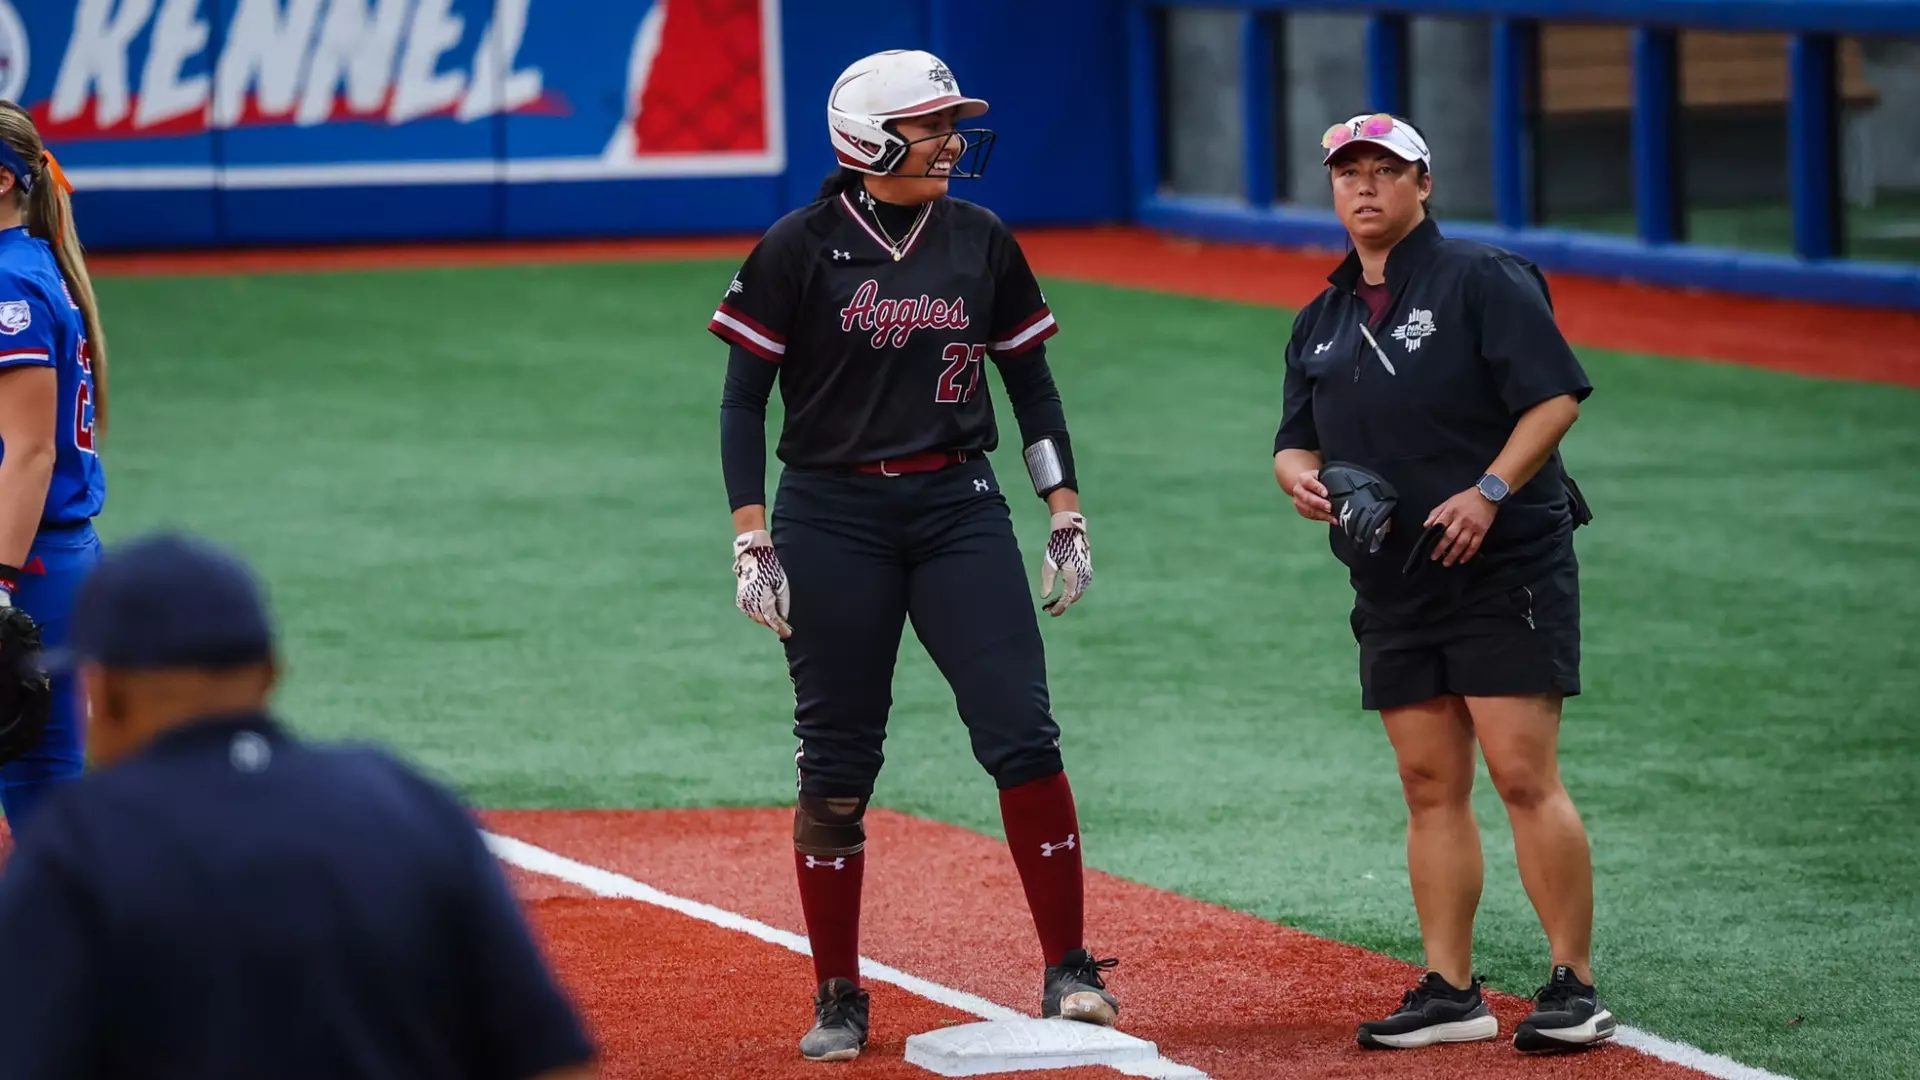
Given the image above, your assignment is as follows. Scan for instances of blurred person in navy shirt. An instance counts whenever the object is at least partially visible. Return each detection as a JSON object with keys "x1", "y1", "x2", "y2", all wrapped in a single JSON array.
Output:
[{"x1": 0, "y1": 531, "x2": 596, "y2": 1080}]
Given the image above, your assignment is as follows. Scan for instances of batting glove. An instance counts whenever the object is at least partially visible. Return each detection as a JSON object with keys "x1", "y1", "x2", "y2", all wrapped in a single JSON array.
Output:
[
  {"x1": 1039, "y1": 511, "x2": 1092, "y2": 617},
  {"x1": 731, "y1": 530, "x2": 791, "y2": 639}
]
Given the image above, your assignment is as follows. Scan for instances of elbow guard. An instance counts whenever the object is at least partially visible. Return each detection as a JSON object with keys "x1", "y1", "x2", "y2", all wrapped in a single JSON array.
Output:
[{"x1": 1023, "y1": 435, "x2": 1075, "y2": 498}]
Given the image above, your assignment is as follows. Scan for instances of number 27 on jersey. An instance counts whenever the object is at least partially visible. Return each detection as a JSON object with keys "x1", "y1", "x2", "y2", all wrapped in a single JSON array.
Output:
[{"x1": 937, "y1": 343, "x2": 986, "y2": 404}]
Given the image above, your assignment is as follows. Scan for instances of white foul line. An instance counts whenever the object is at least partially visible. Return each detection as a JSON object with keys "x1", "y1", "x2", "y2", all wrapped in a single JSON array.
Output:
[
  {"x1": 1612, "y1": 1026, "x2": 1799, "y2": 1080},
  {"x1": 483, "y1": 831, "x2": 1208, "y2": 1079},
  {"x1": 486, "y1": 831, "x2": 1796, "y2": 1080}
]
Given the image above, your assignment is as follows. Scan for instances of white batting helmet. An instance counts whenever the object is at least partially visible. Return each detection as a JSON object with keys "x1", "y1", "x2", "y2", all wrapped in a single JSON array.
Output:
[{"x1": 827, "y1": 50, "x2": 994, "y2": 177}]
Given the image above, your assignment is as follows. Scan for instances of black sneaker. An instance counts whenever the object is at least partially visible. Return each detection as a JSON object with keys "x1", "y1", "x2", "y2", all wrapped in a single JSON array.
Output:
[
  {"x1": 1357, "y1": 972, "x2": 1500, "y2": 1050},
  {"x1": 799, "y1": 978, "x2": 870, "y2": 1062},
  {"x1": 1042, "y1": 949, "x2": 1120, "y2": 1026},
  {"x1": 1514, "y1": 965, "x2": 1616, "y2": 1053}
]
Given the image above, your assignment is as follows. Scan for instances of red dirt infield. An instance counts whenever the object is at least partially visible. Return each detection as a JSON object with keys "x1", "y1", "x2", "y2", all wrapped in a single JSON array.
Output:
[{"x1": 490, "y1": 808, "x2": 1725, "y2": 1080}]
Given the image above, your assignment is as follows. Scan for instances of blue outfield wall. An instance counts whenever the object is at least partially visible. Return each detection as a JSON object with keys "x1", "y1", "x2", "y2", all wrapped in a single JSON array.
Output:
[
  {"x1": 9, "y1": 0, "x2": 1126, "y2": 250},
  {"x1": 1138, "y1": 197, "x2": 1920, "y2": 311},
  {"x1": 9, "y1": 0, "x2": 1916, "y2": 308}
]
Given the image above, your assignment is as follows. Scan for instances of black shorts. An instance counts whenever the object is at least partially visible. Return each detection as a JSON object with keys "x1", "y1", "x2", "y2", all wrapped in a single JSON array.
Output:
[{"x1": 1351, "y1": 559, "x2": 1582, "y2": 712}]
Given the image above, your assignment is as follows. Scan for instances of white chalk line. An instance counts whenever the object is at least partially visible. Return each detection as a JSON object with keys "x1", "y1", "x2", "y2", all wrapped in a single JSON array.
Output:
[{"x1": 485, "y1": 831, "x2": 1795, "y2": 1080}]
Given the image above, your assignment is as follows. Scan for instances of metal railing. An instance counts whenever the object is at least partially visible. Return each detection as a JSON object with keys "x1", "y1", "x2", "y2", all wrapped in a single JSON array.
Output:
[{"x1": 1125, "y1": 0, "x2": 1920, "y2": 309}]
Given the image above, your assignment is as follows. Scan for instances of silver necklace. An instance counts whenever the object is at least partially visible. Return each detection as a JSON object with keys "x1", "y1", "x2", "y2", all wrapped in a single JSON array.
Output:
[{"x1": 859, "y1": 189, "x2": 929, "y2": 261}]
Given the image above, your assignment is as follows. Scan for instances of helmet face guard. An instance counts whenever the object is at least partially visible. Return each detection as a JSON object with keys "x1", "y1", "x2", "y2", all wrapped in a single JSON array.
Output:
[
  {"x1": 894, "y1": 127, "x2": 997, "y2": 179},
  {"x1": 834, "y1": 122, "x2": 998, "y2": 179}
]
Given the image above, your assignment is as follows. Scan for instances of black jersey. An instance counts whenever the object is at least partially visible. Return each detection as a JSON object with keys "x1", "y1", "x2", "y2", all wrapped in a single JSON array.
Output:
[{"x1": 708, "y1": 191, "x2": 1057, "y2": 468}]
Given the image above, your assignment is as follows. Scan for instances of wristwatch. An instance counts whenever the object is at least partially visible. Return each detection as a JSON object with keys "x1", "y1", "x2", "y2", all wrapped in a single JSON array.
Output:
[{"x1": 1475, "y1": 472, "x2": 1511, "y2": 504}]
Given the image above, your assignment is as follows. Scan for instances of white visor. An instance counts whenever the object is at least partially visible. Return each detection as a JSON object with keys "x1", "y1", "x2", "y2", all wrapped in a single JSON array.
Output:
[{"x1": 1321, "y1": 114, "x2": 1431, "y2": 168}]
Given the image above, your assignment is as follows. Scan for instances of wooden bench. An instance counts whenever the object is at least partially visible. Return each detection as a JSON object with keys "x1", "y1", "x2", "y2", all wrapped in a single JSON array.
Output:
[{"x1": 1538, "y1": 26, "x2": 1878, "y2": 114}]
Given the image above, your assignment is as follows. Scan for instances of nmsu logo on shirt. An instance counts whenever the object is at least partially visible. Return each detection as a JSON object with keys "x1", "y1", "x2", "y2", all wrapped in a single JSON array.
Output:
[
  {"x1": 839, "y1": 279, "x2": 970, "y2": 349},
  {"x1": 1393, "y1": 308, "x2": 1438, "y2": 352},
  {"x1": 0, "y1": 0, "x2": 27, "y2": 103}
]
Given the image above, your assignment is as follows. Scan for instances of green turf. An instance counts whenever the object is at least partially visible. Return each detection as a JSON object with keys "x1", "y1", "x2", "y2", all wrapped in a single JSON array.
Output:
[{"x1": 91, "y1": 262, "x2": 1919, "y2": 1080}]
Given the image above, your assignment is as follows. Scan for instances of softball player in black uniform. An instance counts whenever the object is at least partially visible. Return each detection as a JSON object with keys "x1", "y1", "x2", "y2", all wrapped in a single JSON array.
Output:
[{"x1": 710, "y1": 50, "x2": 1117, "y2": 1063}]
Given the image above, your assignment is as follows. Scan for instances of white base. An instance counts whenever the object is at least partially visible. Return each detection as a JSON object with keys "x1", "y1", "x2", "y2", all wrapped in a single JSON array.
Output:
[{"x1": 904, "y1": 1017, "x2": 1163, "y2": 1076}]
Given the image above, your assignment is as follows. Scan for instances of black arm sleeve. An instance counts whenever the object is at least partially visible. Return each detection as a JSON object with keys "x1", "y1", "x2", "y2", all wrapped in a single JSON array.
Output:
[
  {"x1": 992, "y1": 343, "x2": 1076, "y2": 496},
  {"x1": 720, "y1": 344, "x2": 780, "y2": 512}
]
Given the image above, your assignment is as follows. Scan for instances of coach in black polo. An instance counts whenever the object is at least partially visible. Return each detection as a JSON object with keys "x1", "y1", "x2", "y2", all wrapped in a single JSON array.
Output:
[
  {"x1": 0, "y1": 531, "x2": 595, "y2": 1080},
  {"x1": 1272, "y1": 113, "x2": 1616, "y2": 1055}
]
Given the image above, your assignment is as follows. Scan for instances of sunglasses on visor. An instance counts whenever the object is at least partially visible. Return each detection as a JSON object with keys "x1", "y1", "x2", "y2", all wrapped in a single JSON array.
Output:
[{"x1": 1320, "y1": 113, "x2": 1402, "y2": 152}]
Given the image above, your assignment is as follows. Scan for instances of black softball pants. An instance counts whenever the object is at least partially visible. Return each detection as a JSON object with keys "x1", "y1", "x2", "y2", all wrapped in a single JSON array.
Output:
[{"x1": 772, "y1": 457, "x2": 1061, "y2": 798}]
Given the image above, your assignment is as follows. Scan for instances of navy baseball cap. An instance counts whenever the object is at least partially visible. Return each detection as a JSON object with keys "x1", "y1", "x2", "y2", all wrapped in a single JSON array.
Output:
[{"x1": 58, "y1": 532, "x2": 275, "y2": 670}]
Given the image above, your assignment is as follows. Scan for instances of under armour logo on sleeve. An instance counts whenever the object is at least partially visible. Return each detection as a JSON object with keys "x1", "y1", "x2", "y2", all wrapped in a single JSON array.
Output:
[
  {"x1": 804, "y1": 856, "x2": 847, "y2": 871},
  {"x1": 1040, "y1": 835, "x2": 1076, "y2": 857}
]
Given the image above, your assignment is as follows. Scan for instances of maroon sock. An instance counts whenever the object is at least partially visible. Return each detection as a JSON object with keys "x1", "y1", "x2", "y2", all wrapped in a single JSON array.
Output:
[
  {"x1": 999, "y1": 771, "x2": 1085, "y2": 966},
  {"x1": 795, "y1": 848, "x2": 865, "y2": 986}
]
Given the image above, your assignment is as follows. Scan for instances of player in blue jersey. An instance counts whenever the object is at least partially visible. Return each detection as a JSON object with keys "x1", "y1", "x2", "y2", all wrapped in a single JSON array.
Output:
[{"x1": 0, "y1": 103, "x2": 110, "y2": 834}]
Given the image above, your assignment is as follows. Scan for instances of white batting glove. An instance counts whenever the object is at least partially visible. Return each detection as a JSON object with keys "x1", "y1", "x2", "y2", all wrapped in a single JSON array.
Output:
[
  {"x1": 731, "y1": 530, "x2": 791, "y2": 639},
  {"x1": 1039, "y1": 511, "x2": 1092, "y2": 617}
]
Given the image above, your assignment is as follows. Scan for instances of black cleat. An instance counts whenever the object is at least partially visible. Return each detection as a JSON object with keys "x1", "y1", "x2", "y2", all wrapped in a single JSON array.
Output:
[
  {"x1": 1042, "y1": 949, "x2": 1120, "y2": 1026},
  {"x1": 1357, "y1": 972, "x2": 1500, "y2": 1049},
  {"x1": 799, "y1": 978, "x2": 870, "y2": 1062},
  {"x1": 1514, "y1": 966, "x2": 1616, "y2": 1053}
]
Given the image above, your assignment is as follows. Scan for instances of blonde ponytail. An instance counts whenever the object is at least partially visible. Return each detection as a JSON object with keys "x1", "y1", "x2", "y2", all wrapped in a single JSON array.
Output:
[{"x1": 0, "y1": 102, "x2": 108, "y2": 440}]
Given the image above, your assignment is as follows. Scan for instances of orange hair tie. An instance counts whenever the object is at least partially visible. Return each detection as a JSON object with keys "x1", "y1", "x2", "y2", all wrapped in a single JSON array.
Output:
[{"x1": 41, "y1": 150, "x2": 74, "y2": 196}]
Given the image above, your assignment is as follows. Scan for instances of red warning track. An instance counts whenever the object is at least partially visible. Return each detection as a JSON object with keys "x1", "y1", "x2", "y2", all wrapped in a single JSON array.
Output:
[
  {"x1": 89, "y1": 227, "x2": 1920, "y2": 387},
  {"x1": 1018, "y1": 229, "x2": 1920, "y2": 388},
  {"x1": 487, "y1": 808, "x2": 1721, "y2": 1080}
]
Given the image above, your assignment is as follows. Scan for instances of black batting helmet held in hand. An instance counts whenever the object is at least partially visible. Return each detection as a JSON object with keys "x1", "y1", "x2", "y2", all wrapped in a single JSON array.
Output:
[{"x1": 1319, "y1": 461, "x2": 1399, "y2": 555}]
